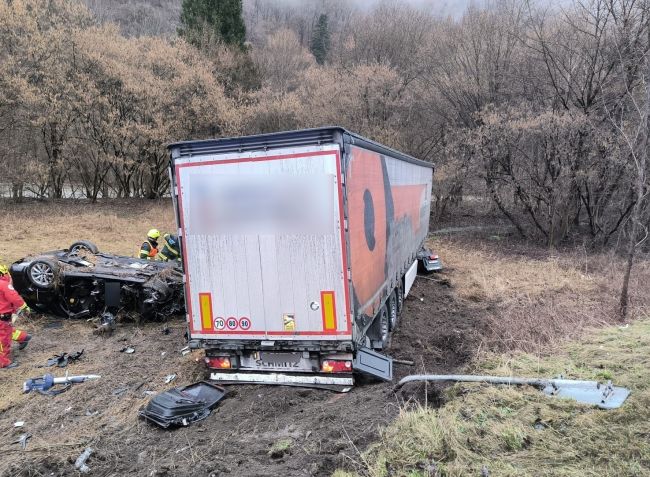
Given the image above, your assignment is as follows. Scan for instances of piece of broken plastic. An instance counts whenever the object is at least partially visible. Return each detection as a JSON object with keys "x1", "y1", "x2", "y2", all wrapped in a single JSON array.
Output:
[{"x1": 138, "y1": 381, "x2": 227, "y2": 428}]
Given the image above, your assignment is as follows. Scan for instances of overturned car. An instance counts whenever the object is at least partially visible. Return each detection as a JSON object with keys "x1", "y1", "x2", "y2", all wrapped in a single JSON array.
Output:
[{"x1": 10, "y1": 241, "x2": 184, "y2": 320}]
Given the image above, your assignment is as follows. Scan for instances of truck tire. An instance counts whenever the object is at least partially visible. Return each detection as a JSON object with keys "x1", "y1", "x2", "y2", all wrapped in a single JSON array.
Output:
[
  {"x1": 388, "y1": 291, "x2": 399, "y2": 331},
  {"x1": 68, "y1": 240, "x2": 99, "y2": 255},
  {"x1": 396, "y1": 281, "x2": 404, "y2": 315},
  {"x1": 27, "y1": 258, "x2": 59, "y2": 289},
  {"x1": 374, "y1": 304, "x2": 390, "y2": 350}
]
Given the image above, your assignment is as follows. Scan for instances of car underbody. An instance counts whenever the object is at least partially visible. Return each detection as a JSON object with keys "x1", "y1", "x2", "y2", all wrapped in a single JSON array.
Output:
[{"x1": 10, "y1": 241, "x2": 184, "y2": 320}]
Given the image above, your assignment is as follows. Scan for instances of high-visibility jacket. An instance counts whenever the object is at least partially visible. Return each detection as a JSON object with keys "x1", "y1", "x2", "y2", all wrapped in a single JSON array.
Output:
[
  {"x1": 0, "y1": 274, "x2": 25, "y2": 316},
  {"x1": 139, "y1": 239, "x2": 158, "y2": 260},
  {"x1": 157, "y1": 234, "x2": 180, "y2": 262}
]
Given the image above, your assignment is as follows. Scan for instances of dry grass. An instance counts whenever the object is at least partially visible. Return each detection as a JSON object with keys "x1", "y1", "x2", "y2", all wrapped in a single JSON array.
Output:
[
  {"x1": 350, "y1": 318, "x2": 650, "y2": 477},
  {"x1": 0, "y1": 199, "x2": 176, "y2": 264},
  {"x1": 335, "y1": 236, "x2": 650, "y2": 476},
  {"x1": 428, "y1": 237, "x2": 650, "y2": 354}
]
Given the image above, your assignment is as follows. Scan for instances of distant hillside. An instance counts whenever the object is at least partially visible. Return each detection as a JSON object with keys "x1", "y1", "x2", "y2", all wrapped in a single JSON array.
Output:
[
  {"x1": 82, "y1": 0, "x2": 481, "y2": 38},
  {"x1": 82, "y1": 0, "x2": 181, "y2": 37}
]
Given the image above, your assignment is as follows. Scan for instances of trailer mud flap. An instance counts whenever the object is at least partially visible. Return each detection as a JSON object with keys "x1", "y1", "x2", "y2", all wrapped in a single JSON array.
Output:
[{"x1": 354, "y1": 347, "x2": 393, "y2": 381}]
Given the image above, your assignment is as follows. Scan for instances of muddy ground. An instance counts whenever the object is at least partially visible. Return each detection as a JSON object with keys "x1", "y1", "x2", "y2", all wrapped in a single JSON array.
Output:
[{"x1": 0, "y1": 267, "x2": 487, "y2": 477}]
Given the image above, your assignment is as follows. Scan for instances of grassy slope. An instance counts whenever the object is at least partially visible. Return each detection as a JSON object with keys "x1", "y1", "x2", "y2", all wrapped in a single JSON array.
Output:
[
  {"x1": 335, "y1": 235, "x2": 650, "y2": 476},
  {"x1": 358, "y1": 319, "x2": 650, "y2": 476},
  {"x1": 0, "y1": 199, "x2": 176, "y2": 264}
]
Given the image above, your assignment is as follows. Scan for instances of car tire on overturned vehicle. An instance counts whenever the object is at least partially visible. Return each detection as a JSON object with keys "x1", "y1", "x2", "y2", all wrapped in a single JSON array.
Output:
[
  {"x1": 27, "y1": 258, "x2": 60, "y2": 289},
  {"x1": 68, "y1": 240, "x2": 99, "y2": 255}
]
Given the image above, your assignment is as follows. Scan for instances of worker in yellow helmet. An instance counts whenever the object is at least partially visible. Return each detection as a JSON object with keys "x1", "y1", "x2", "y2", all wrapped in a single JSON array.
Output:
[{"x1": 139, "y1": 229, "x2": 160, "y2": 260}]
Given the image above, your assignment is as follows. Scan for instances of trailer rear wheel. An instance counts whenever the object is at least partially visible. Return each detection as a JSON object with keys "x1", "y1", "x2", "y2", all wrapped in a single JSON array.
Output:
[
  {"x1": 373, "y1": 304, "x2": 390, "y2": 350},
  {"x1": 396, "y1": 281, "x2": 404, "y2": 314},
  {"x1": 388, "y1": 291, "x2": 398, "y2": 331}
]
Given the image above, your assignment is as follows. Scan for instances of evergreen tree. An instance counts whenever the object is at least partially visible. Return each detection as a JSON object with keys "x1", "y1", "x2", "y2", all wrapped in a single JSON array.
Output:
[
  {"x1": 179, "y1": 0, "x2": 246, "y2": 49},
  {"x1": 309, "y1": 14, "x2": 330, "y2": 65}
]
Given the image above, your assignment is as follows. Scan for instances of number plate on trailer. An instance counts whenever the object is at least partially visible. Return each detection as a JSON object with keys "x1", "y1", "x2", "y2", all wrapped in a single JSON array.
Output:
[
  {"x1": 259, "y1": 352, "x2": 300, "y2": 364},
  {"x1": 240, "y1": 352, "x2": 314, "y2": 372}
]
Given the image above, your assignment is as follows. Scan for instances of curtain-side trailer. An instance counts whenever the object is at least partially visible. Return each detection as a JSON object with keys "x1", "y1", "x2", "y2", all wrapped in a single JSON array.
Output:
[{"x1": 168, "y1": 127, "x2": 434, "y2": 389}]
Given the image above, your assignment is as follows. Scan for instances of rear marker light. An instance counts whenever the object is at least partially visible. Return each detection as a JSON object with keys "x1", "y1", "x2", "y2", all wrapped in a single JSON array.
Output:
[
  {"x1": 205, "y1": 357, "x2": 231, "y2": 369},
  {"x1": 429, "y1": 255, "x2": 439, "y2": 260},
  {"x1": 321, "y1": 360, "x2": 352, "y2": 373}
]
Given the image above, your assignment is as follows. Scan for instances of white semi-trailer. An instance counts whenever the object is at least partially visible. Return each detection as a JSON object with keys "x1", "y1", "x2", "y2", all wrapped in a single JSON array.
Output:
[{"x1": 168, "y1": 127, "x2": 434, "y2": 389}]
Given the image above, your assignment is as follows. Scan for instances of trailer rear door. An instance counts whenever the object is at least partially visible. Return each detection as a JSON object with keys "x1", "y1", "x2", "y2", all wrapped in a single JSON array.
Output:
[{"x1": 175, "y1": 145, "x2": 351, "y2": 341}]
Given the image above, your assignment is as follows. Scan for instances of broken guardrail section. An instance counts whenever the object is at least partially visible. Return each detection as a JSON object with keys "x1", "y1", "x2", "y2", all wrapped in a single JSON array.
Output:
[{"x1": 395, "y1": 374, "x2": 630, "y2": 409}]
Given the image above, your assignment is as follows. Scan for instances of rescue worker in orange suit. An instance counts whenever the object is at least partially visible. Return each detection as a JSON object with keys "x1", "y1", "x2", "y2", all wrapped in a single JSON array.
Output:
[
  {"x1": 139, "y1": 229, "x2": 160, "y2": 260},
  {"x1": 157, "y1": 233, "x2": 180, "y2": 262},
  {"x1": 0, "y1": 264, "x2": 32, "y2": 369}
]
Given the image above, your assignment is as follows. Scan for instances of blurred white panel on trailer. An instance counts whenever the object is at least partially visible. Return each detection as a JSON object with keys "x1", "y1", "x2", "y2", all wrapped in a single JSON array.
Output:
[{"x1": 174, "y1": 145, "x2": 351, "y2": 341}]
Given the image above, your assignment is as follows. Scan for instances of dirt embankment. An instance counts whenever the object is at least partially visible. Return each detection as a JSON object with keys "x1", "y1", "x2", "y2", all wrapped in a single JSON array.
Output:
[{"x1": 0, "y1": 268, "x2": 482, "y2": 477}]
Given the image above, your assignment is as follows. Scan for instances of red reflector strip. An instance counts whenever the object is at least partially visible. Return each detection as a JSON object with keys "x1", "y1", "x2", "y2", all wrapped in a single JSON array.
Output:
[
  {"x1": 321, "y1": 291, "x2": 337, "y2": 332},
  {"x1": 199, "y1": 293, "x2": 214, "y2": 331}
]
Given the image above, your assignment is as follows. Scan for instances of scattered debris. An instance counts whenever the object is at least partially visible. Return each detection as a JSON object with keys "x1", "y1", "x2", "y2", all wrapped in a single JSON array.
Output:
[
  {"x1": 392, "y1": 358, "x2": 415, "y2": 366},
  {"x1": 75, "y1": 447, "x2": 93, "y2": 473},
  {"x1": 86, "y1": 410, "x2": 99, "y2": 417},
  {"x1": 180, "y1": 346, "x2": 191, "y2": 356},
  {"x1": 97, "y1": 312, "x2": 117, "y2": 335},
  {"x1": 143, "y1": 390, "x2": 156, "y2": 396},
  {"x1": 164, "y1": 373, "x2": 176, "y2": 384},
  {"x1": 161, "y1": 326, "x2": 171, "y2": 335},
  {"x1": 14, "y1": 433, "x2": 31, "y2": 450},
  {"x1": 45, "y1": 349, "x2": 84, "y2": 368},
  {"x1": 139, "y1": 381, "x2": 227, "y2": 428},
  {"x1": 23, "y1": 373, "x2": 101, "y2": 396},
  {"x1": 112, "y1": 387, "x2": 129, "y2": 397},
  {"x1": 395, "y1": 374, "x2": 631, "y2": 409},
  {"x1": 13, "y1": 421, "x2": 25, "y2": 428},
  {"x1": 120, "y1": 346, "x2": 135, "y2": 354}
]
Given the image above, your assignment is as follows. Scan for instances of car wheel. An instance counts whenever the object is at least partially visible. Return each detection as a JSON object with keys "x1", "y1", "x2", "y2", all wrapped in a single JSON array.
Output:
[
  {"x1": 388, "y1": 291, "x2": 398, "y2": 331},
  {"x1": 68, "y1": 240, "x2": 99, "y2": 255},
  {"x1": 27, "y1": 259, "x2": 59, "y2": 289}
]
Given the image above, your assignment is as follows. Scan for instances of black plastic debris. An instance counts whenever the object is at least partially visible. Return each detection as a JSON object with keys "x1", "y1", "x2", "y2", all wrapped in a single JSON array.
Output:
[
  {"x1": 45, "y1": 349, "x2": 84, "y2": 368},
  {"x1": 100, "y1": 312, "x2": 116, "y2": 330},
  {"x1": 112, "y1": 386, "x2": 129, "y2": 397},
  {"x1": 138, "y1": 381, "x2": 226, "y2": 428}
]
